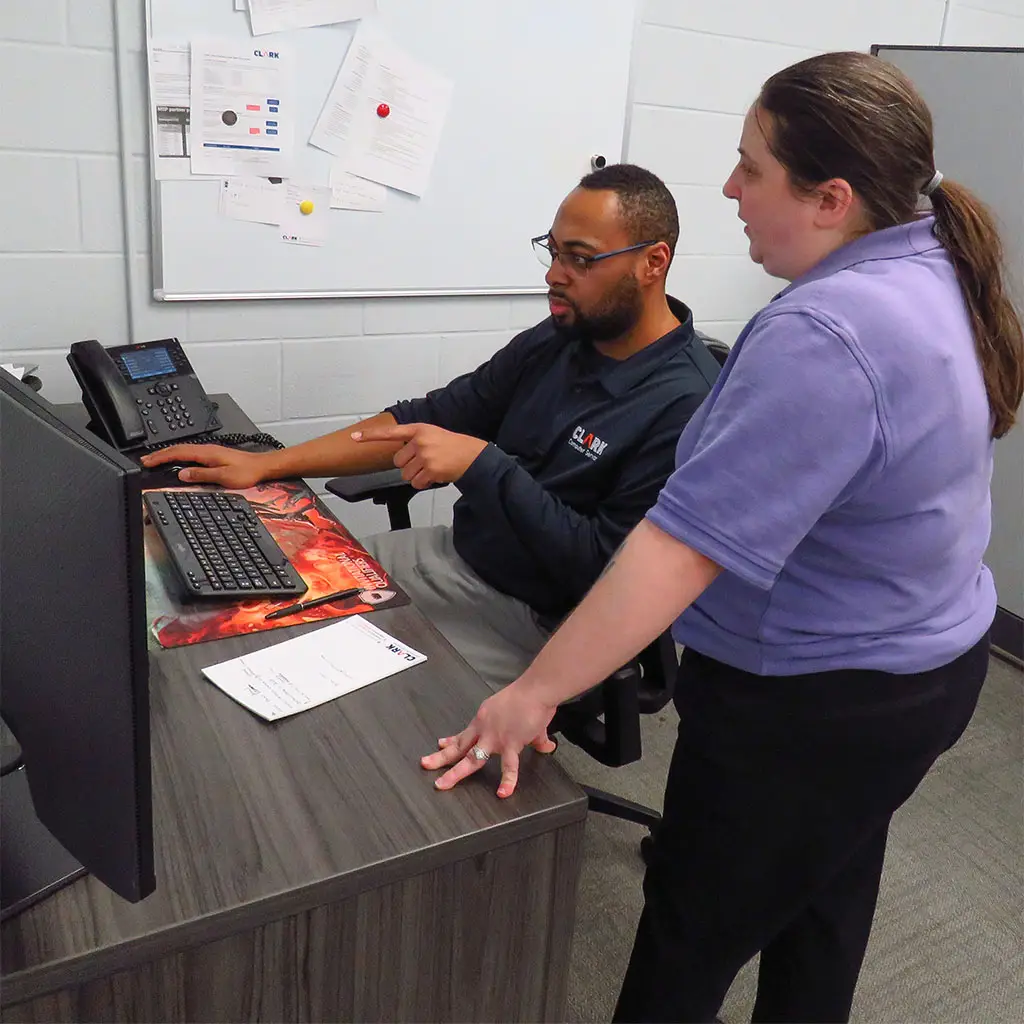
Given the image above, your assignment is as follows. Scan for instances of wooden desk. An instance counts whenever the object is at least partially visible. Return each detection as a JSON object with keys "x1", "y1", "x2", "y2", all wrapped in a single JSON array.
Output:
[{"x1": 1, "y1": 397, "x2": 587, "y2": 1022}]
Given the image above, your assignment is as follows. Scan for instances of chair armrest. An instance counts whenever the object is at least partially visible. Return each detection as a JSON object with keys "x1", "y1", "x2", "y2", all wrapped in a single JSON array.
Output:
[
  {"x1": 324, "y1": 471, "x2": 448, "y2": 531},
  {"x1": 550, "y1": 662, "x2": 644, "y2": 767},
  {"x1": 325, "y1": 468, "x2": 408, "y2": 503},
  {"x1": 549, "y1": 632, "x2": 678, "y2": 769}
]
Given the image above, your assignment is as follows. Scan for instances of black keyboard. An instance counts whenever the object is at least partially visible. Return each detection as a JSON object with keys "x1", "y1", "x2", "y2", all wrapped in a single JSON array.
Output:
[{"x1": 144, "y1": 490, "x2": 308, "y2": 601}]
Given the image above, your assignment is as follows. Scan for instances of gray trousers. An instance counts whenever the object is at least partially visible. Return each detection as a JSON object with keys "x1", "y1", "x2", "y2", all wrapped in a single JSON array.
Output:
[{"x1": 361, "y1": 526, "x2": 550, "y2": 690}]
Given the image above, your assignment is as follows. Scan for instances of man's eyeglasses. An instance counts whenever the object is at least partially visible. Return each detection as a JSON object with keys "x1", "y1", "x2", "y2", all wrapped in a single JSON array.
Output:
[{"x1": 531, "y1": 235, "x2": 658, "y2": 275}]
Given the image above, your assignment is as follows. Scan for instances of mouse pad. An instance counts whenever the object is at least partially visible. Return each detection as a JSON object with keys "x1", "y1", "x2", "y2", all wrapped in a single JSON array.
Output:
[{"x1": 142, "y1": 479, "x2": 409, "y2": 649}]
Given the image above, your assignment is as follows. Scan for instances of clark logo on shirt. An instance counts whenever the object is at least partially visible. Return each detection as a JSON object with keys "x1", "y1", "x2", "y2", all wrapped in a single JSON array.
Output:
[{"x1": 569, "y1": 425, "x2": 609, "y2": 461}]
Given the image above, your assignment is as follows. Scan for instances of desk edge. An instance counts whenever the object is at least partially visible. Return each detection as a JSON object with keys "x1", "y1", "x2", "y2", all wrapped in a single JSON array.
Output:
[{"x1": 2, "y1": 792, "x2": 587, "y2": 1007}]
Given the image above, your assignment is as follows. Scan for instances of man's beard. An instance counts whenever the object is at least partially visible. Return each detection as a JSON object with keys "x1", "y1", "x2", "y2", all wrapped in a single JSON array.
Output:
[{"x1": 550, "y1": 273, "x2": 643, "y2": 345}]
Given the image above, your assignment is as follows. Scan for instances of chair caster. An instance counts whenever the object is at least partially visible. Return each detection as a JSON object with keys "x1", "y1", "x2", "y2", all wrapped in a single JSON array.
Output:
[{"x1": 640, "y1": 833, "x2": 655, "y2": 866}]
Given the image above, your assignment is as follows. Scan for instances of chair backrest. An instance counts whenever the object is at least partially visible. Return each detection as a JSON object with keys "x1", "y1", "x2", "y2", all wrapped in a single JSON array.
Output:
[
  {"x1": 699, "y1": 333, "x2": 732, "y2": 368},
  {"x1": 550, "y1": 333, "x2": 726, "y2": 767}
]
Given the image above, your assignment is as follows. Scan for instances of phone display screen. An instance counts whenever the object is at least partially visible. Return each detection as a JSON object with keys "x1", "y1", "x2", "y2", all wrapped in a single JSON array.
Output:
[{"x1": 120, "y1": 346, "x2": 177, "y2": 381}]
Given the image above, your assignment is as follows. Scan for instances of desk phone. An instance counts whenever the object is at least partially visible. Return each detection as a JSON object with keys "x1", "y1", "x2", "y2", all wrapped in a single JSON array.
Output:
[{"x1": 67, "y1": 338, "x2": 222, "y2": 452}]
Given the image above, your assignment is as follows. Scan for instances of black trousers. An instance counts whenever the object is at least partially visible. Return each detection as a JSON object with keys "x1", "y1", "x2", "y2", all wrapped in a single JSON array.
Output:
[{"x1": 613, "y1": 635, "x2": 990, "y2": 1024}]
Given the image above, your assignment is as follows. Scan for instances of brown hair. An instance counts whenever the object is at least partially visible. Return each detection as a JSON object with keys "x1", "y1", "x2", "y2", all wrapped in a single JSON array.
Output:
[{"x1": 757, "y1": 51, "x2": 1023, "y2": 438}]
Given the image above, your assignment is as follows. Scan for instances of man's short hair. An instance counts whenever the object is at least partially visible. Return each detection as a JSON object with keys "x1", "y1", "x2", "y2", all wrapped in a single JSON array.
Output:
[{"x1": 578, "y1": 163, "x2": 679, "y2": 259}]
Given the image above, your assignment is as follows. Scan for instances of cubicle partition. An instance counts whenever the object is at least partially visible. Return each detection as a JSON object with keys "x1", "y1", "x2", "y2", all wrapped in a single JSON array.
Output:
[{"x1": 873, "y1": 45, "x2": 1024, "y2": 661}]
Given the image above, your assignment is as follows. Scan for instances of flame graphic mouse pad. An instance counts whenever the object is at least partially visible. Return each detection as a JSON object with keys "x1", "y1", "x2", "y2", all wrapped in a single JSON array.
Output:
[{"x1": 143, "y1": 480, "x2": 408, "y2": 649}]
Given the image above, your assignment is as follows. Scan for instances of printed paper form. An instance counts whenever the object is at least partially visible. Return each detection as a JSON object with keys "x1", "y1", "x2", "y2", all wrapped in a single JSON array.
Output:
[
  {"x1": 219, "y1": 177, "x2": 287, "y2": 225},
  {"x1": 190, "y1": 39, "x2": 294, "y2": 178},
  {"x1": 201, "y1": 614, "x2": 426, "y2": 721},
  {"x1": 310, "y1": 20, "x2": 453, "y2": 197},
  {"x1": 149, "y1": 44, "x2": 195, "y2": 180},
  {"x1": 279, "y1": 183, "x2": 332, "y2": 245},
  {"x1": 330, "y1": 165, "x2": 386, "y2": 211},
  {"x1": 308, "y1": 20, "x2": 375, "y2": 158},
  {"x1": 248, "y1": 0, "x2": 376, "y2": 36}
]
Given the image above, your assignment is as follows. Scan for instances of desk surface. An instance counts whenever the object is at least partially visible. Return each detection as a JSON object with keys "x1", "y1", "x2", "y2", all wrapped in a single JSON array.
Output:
[{"x1": 1, "y1": 397, "x2": 586, "y2": 1008}]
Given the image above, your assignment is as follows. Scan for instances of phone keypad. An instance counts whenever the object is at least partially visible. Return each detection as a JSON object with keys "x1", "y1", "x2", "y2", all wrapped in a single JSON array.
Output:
[
  {"x1": 154, "y1": 393, "x2": 194, "y2": 432},
  {"x1": 140, "y1": 382, "x2": 195, "y2": 437}
]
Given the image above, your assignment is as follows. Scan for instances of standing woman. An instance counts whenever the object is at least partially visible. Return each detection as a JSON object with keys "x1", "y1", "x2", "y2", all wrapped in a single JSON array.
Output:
[{"x1": 422, "y1": 52, "x2": 1024, "y2": 1022}]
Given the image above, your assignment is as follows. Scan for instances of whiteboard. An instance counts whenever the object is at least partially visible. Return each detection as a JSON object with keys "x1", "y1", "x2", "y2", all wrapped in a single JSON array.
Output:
[{"x1": 139, "y1": 0, "x2": 639, "y2": 300}]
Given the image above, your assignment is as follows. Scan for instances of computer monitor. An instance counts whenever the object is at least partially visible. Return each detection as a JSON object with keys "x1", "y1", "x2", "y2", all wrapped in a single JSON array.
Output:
[{"x1": 0, "y1": 369, "x2": 155, "y2": 917}]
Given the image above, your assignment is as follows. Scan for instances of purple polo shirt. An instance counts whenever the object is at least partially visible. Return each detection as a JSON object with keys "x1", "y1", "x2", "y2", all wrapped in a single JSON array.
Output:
[{"x1": 648, "y1": 216, "x2": 996, "y2": 675}]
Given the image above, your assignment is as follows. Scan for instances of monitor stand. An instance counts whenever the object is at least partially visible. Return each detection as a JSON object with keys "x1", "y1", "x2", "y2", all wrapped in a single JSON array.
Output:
[{"x1": 1, "y1": 720, "x2": 88, "y2": 921}]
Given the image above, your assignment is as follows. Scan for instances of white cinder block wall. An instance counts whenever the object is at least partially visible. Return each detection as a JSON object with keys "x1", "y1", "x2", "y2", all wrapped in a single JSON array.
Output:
[{"x1": 2, "y1": 1, "x2": 1021, "y2": 537}]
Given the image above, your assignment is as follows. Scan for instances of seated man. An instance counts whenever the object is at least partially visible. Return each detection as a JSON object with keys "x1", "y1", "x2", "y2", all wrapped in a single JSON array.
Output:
[{"x1": 143, "y1": 164, "x2": 721, "y2": 688}]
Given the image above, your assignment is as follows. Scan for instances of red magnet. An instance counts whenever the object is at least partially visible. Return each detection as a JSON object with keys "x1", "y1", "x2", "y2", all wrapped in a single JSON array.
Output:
[{"x1": 376, "y1": 102, "x2": 390, "y2": 118}]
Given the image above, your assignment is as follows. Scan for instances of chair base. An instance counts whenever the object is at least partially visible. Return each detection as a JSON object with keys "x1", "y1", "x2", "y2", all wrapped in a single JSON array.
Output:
[
  {"x1": 582, "y1": 785, "x2": 661, "y2": 830},
  {"x1": 581, "y1": 785, "x2": 660, "y2": 865}
]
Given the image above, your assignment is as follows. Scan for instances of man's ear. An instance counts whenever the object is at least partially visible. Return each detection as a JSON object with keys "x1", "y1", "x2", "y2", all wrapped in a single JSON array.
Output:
[
  {"x1": 815, "y1": 178, "x2": 856, "y2": 230},
  {"x1": 644, "y1": 241, "x2": 672, "y2": 283}
]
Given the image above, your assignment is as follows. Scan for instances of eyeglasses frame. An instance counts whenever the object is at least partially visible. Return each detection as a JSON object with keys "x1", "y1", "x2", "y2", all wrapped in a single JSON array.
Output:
[{"x1": 531, "y1": 234, "x2": 660, "y2": 274}]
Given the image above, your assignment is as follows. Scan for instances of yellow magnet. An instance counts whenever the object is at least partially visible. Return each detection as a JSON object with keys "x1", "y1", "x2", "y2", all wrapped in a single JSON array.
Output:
[{"x1": 299, "y1": 199, "x2": 315, "y2": 215}]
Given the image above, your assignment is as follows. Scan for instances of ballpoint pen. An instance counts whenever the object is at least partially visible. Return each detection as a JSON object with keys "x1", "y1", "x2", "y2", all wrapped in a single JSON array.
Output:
[{"x1": 264, "y1": 586, "x2": 363, "y2": 621}]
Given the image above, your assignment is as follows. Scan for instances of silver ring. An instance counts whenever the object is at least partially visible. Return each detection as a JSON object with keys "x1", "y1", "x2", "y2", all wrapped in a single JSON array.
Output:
[{"x1": 470, "y1": 745, "x2": 490, "y2": 762}]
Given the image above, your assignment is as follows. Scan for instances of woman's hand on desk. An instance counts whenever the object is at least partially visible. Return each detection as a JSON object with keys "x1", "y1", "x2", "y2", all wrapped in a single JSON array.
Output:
[
  {"x1": 140, "y1": 444, "x2": 269, "y2": 488},
  {"x1": 422, "y1": 684, "x2": 558, "y2": 798}
]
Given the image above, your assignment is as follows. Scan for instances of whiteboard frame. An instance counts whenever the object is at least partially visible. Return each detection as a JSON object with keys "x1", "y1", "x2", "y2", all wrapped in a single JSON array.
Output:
[{"x1": 125, "y1": 0, "x2": 640, "y2": 302}]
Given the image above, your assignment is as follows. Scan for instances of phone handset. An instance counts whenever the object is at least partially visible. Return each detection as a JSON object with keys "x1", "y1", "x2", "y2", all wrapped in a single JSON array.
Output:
[{"x1": 67, "y1": 339, "x2": 146, "y2": 449}]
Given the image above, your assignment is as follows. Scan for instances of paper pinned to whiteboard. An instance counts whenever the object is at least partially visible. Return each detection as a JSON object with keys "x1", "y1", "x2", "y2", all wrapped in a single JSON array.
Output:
[
  {"x1": 247, "y1": 0, "x2": 376, "y2": 36},
  {"x1": 310, "y1": 20, "x2": 453, "y2": 197},
  {"x1": 219, "y1": 177, "x2": 287, "y2": 225},
  {"x1": 150, "y1": 44, "x2": 196, "y2": 180},
  {"x1": 279, "y1": 184, "x2": 332, "y2": 245},
  {"x1": 330, "y1": 166, "x2": 386, "y2": 211},
  {"x1": 190, "y1": 38, "x2": 294, "y2": 178}
]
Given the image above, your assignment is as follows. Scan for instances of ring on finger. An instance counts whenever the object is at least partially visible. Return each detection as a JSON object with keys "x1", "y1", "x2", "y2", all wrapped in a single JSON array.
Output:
[{"x1": 470, "y1": 745, "x2": 490, "y2": 762}]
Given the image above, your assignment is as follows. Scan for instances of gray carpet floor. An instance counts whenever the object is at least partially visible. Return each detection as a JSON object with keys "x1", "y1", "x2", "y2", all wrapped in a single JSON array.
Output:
[{"x1": 556, "y1": 654, "x2": 1023, "y2": 1023}]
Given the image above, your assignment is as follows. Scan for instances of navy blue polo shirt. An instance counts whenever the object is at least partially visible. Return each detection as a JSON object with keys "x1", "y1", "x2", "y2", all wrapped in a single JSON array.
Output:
[{"x1": 388, "y1": 297, "x2": 720, "y2": 618}]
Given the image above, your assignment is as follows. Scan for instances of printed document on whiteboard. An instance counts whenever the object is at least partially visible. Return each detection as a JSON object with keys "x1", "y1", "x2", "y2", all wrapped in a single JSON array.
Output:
[
  {"x1": 201, "y1": 615, "x2": 426, "y2": 721},
  {"x1": 330, "y1": 165, "x2": 386, "y2": 211},
  {"x1": 248, "y1": 0, "x2": 376, "y2": 36},
  {"x1": 190, "y1": 39, "x2": 293, "y2": 178},
  {"x1": 279, "y1": 183, "x2": 332, "y2": 245},
  {"x1": 219, "y1": 177, "x2": 287, "y2": 225},
  {"x1": 309, "y1": 20, "x2": 453, "y2": 197},
  {"x1": 149, "y1": 44, "x2": 195, "y2": 180}
]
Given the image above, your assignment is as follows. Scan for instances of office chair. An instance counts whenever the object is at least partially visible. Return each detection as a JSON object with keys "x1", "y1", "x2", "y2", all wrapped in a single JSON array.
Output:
[{"x1": 324, "y1": 336, "x2": 730, "y2": 862}]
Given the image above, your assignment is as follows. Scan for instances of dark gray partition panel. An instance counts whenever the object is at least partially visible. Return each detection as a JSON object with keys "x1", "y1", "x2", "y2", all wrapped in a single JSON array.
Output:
[{"x1": 873, "y1": 45, "x2": 1024, "y2": 658}]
